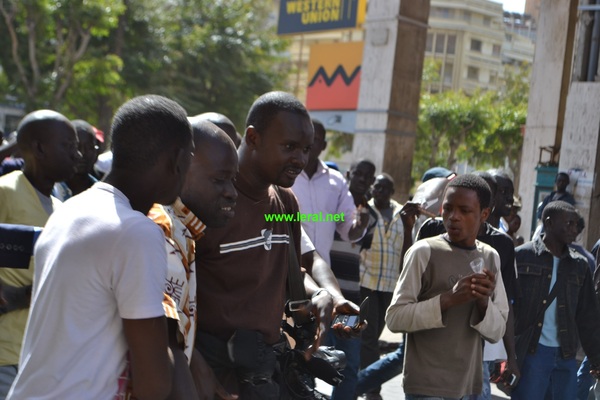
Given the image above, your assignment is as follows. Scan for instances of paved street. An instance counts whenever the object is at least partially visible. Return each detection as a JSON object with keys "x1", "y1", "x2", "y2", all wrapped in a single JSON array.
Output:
[{"x1": 317, "y1": 327, "x2": 510, "y2": 400}]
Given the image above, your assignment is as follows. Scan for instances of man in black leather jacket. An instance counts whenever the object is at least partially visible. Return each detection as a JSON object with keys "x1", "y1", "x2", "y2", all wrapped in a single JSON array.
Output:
[{"x1": 513, "y1": 200, "x2": 600, "y2": 399}]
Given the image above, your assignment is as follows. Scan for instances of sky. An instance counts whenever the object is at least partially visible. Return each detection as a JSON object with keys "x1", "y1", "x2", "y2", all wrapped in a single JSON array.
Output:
[{"x1": 494, "y1": 0, "x2": 526, "y2": 12}]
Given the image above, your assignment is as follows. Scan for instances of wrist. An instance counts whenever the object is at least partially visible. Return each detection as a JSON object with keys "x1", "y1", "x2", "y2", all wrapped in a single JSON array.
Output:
[{"x1": 311, "y1": 288, "x2": 330, "y2": 299}]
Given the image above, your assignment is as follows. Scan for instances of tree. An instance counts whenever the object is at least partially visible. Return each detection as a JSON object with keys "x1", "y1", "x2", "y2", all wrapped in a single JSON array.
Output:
[
  {"x1": 0, "y1": 0, "x2": 125, "y2": 110},
  {"x1": 158, "y1": 0, "x2": 290, "y2": 129}
]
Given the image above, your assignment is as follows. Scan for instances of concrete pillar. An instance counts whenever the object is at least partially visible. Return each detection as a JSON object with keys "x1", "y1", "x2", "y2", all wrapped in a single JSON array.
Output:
[
  {"x1": 351, "y1": 0, "x2": 430, "y2": 202},
  {"x1": 560, "y1": 84, "x2": 600, "y2": 248},
  {"x1": 517, "y1": 0, "x2": 578, "y2": 239}
]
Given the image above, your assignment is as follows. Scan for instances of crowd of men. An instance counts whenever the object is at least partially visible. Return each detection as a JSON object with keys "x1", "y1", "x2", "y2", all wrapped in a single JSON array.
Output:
[{"x1": 1, "y1": 91, "x2": 600, "y2": 400}]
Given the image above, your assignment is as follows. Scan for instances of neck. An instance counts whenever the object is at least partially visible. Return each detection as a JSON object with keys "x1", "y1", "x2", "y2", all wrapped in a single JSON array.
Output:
[
  {"x1": 236, "y1": 150, "x2": 271, "y2": 199},
  {"x1": 351, "y1": 190, "x2": 366, "y2": 207},
  {"x1": 477, "y1": 222, "x2": 487, "y2": 236},
  {"x1": 542, "y1": 234, "x2": 567, "y2": 258},
  {"x1": 487, "y1": 214, "x2": 500, "y2": 228},
  {"x1": 23, "y1": 167, "x2": 54, "y2": 197},
  {"x1": 304, "y1": 159, "x2": 319, "y2": 179},
  {"x1": 65, "y1": 173, "x2": 92, "y2": 196},
  {"x1": 375, "y1": 200, "x2": 391, "y2": 211},
  {"x1": 104, "y1": 170, "x2": 154, "y2": 215}
]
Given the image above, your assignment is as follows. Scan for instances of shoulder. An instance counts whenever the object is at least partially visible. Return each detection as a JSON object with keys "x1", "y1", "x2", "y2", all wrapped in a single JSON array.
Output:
[
  {"x1": 271, "y1": 186, "x2": 300, "y2": 213},
  {"x1": 327, "y1": 167, "x2": 347, "y2": 185},
  {"x1": 0, "y1": 170, "x2": 23, "y2": 188}
]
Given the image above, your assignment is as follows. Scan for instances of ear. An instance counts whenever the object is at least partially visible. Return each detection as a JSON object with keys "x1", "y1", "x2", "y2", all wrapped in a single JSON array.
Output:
[
  {"x1": 31, "y1": 138, "x2": 45, "y2": 160},
  {"x1": 322, "y1": 140, "x2": 327, "y2": 151},
  {"x1": 480, "y1": 207, "x2": 491, "y2": 222},
  {"x1": 245, "y1": 125, "x2": 260, "y2": 149}
]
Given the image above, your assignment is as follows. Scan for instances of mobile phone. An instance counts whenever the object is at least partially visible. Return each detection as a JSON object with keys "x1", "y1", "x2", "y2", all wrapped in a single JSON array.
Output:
[
  {"x1": 331, "y1": 314, "x2": 360, "y2": 329},
  {"x1": 331, "y1": 297, "x2": 370, "y2": 329}
]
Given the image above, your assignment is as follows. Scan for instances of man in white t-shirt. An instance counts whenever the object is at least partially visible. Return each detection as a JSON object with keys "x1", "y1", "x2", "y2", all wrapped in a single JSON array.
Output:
[{"x1": 8, "y1": 95, "x2": 194, "y2": 400}]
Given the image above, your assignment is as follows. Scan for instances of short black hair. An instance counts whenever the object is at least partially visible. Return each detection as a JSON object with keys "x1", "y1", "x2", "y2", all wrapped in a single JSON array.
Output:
[
  {"x1": 245, "y1": 91, "x2": 310, "y2": 132},
  {"x1": 447, "y1": 174, "x2": 492, "y2": 210},
  {"x1": 377, "y1": 172, "x2": 395, "y2": 187},
  {"x1": 71, "y1": 119, "x2": 96, "y2": 139},
  {"x1": 312, "y1": 119, "x2": 326, "y2": 137},
  {"x1": 350, "y1": 159, "x2": 375, "y2": 173},
  {"x1": 556, "y1": 172, "x2": 570, "y2": 183},
  {"x1": 111, "y1": 95, "x2": 191, "y2": 172},
  {"x1": 473, "y1": 171, "x2": 497, "y2": 200},
  {"x1": 542, "y1": 200, "x2": 577, "y2": 223},
  {"x1": 487, "y1": 168, "x2": 512, "y2": 181}
]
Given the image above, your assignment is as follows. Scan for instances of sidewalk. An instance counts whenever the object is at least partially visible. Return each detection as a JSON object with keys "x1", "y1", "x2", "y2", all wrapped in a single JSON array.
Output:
[{"x1": 317, "y1": 326, "x2": 510, "y2": 400}]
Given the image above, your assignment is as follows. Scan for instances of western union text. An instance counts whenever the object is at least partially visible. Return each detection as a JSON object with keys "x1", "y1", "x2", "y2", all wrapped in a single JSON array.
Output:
[{"x1": 286, "y1": 0, "x2": 342, "y2": 24}]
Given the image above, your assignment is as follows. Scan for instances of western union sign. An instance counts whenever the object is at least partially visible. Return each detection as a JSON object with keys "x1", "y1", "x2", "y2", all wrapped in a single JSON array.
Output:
[{"x1": 277, "y1": 0, "x2": 367, "y2": 35}]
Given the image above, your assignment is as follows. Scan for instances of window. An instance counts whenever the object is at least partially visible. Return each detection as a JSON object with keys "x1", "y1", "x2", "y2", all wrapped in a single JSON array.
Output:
[
  {"x1": 471, "y1": 39, "x2": 482, "y2": 52},
  {"x1": 432, "y1": 7, "x2": 454, "y2": 18},
  {"x1": 463, "y1": 11, "x2": 471, "y2": 22},
  {"x1": 467, "y1": 66, "x2": 479, "y2": 80},
  {"x1": 493, "y1": 44, "x2": 501, "y2": 57},
  {"x1": 426, "y1": 33, "x2": 433, "y2": 52},
  {"x1": 489, "y1": 71, "x2": 498, "y2": 85},
  {"x1": 483, "y1": 16, "x2": 491, "y2": 27},
  {"x1": 435, "y1": 34, "x2": 446, "y2": 54},
  {"x1": 443, "y1": 63, "x2": 454, "y2": 85},
  {"x1": 447, "y1": 35, "x2": 456, "y2": 54}
]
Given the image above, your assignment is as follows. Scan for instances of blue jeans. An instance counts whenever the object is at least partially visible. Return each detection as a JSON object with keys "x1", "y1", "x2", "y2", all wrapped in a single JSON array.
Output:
[
  {"x1": 577, "y1": 356, "x2": 594, "y2": 400},
  {"x1": 356, "y1": 338, "x2": 405, "y2": 395},
  {"x1": 324, "y1": 329, "x2": 361, "y2": 400},
  {"x1": 512, "y1": 344, "x2": 578, "y2": 400},
  {"x1": 0, "y1": 364, "x2": 18, "y2": 399},
  {"x1": 405, "y1": 395, "x2": 469, "y2": 400}
]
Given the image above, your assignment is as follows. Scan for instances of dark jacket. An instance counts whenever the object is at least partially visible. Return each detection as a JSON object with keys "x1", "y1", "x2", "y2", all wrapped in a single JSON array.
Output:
[{"x1": 514, "y1": 236, "x2": 600, "y2": 364}]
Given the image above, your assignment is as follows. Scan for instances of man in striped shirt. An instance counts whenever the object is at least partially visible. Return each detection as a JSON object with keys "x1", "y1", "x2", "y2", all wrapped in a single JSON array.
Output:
[{"x1": 359, "y1": 173, "x2": 419, "y2": 400}]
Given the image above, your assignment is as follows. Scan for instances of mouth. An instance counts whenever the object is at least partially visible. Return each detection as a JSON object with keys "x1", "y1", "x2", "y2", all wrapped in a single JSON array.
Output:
[
  {"x1": 284, "y1": 167, "x2": 302, "y2": 179},
  {"x1": 446, "y1": 226, "x2": 461, "y2": 235},
  {"x1": 220, "y1": 204, "x2": 236, "y2": 219}
]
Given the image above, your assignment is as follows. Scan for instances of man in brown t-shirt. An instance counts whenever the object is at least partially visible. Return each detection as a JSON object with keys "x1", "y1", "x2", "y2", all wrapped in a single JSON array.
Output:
[
  {"x1": 195, "y1": 91, "x2": 333, "y2": 397},
  {"x1": 386, "y1": 174, "x2": 509, "y2": 399}
]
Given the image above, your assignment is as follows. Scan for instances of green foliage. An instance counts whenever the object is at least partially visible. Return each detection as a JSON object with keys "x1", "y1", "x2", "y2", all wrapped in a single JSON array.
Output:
[
  {"x1": 414, "y1": 64, "x2": 530, "y2": 182},
  {"x1": 0, "y1": 0, "x2": 125, "y2": 109},
  {"x1": 0, "y1": 0, "x2": 290, "y2": 134},
  {"x1": 158, "y1": 0, "x2": 290, "y2": 129}
]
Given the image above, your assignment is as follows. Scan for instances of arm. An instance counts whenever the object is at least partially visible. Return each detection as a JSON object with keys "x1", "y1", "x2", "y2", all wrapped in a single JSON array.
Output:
[
  {"x1": 165, "y1": 319, "x2": 198, "y2": 400},
  {"x1": 470, "y1": 252, "x2": 509, "y2": 343},
  {"x1": 386, "y1": 242, "x2": 447, "y2": 333},
  {"x1": 337, "y1": 181, "x2": 367, "y2": 242},
  {"x1": 399, "y1": 202, "x2": 420, "y2": 272},
  {"x1": 123, "y1": 316, "x2": 174, "y2": 400},
  {"x1": 502, "y1": 302, "x2": 520, "y2": 387},
  {"x1": 309, "y1": 251, "x2": 362, "y2": 338},
  {"x1": 575, "y1": 267, "x2": 600, "y2": 366}
]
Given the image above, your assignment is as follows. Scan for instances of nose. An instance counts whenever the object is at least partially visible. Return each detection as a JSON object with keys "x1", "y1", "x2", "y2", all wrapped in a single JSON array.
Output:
[
  {"x1": 224, "y1": 181, "x2": 238, "y2": 201},
  {"x1": 292, "y1": 148, "x2": 308, "y2": 169}
]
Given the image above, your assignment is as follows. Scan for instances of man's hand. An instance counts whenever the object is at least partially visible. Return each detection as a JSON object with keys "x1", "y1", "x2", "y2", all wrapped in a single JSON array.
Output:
[
  {"x1": 304, "y1": 289, "x2": 334, "y2": 358},
  {"x1": 400, "y1": 202, "x2": 421, "y2": 231},
  {"x1": 471, "y1": 269, "x2": 496, "y2": 317},
  {"x1": 348, "y1": 205, "x2": 370, "y2": 241},
  {"x1": 503, "y1": 357, "x2": 520, "y2": 389},
  {"x1": 329, "y1": 298, "x2": 366, "y2": 339},
  {"x1": 440, "y1": 268, "x2": 496, "y2": 314}
]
